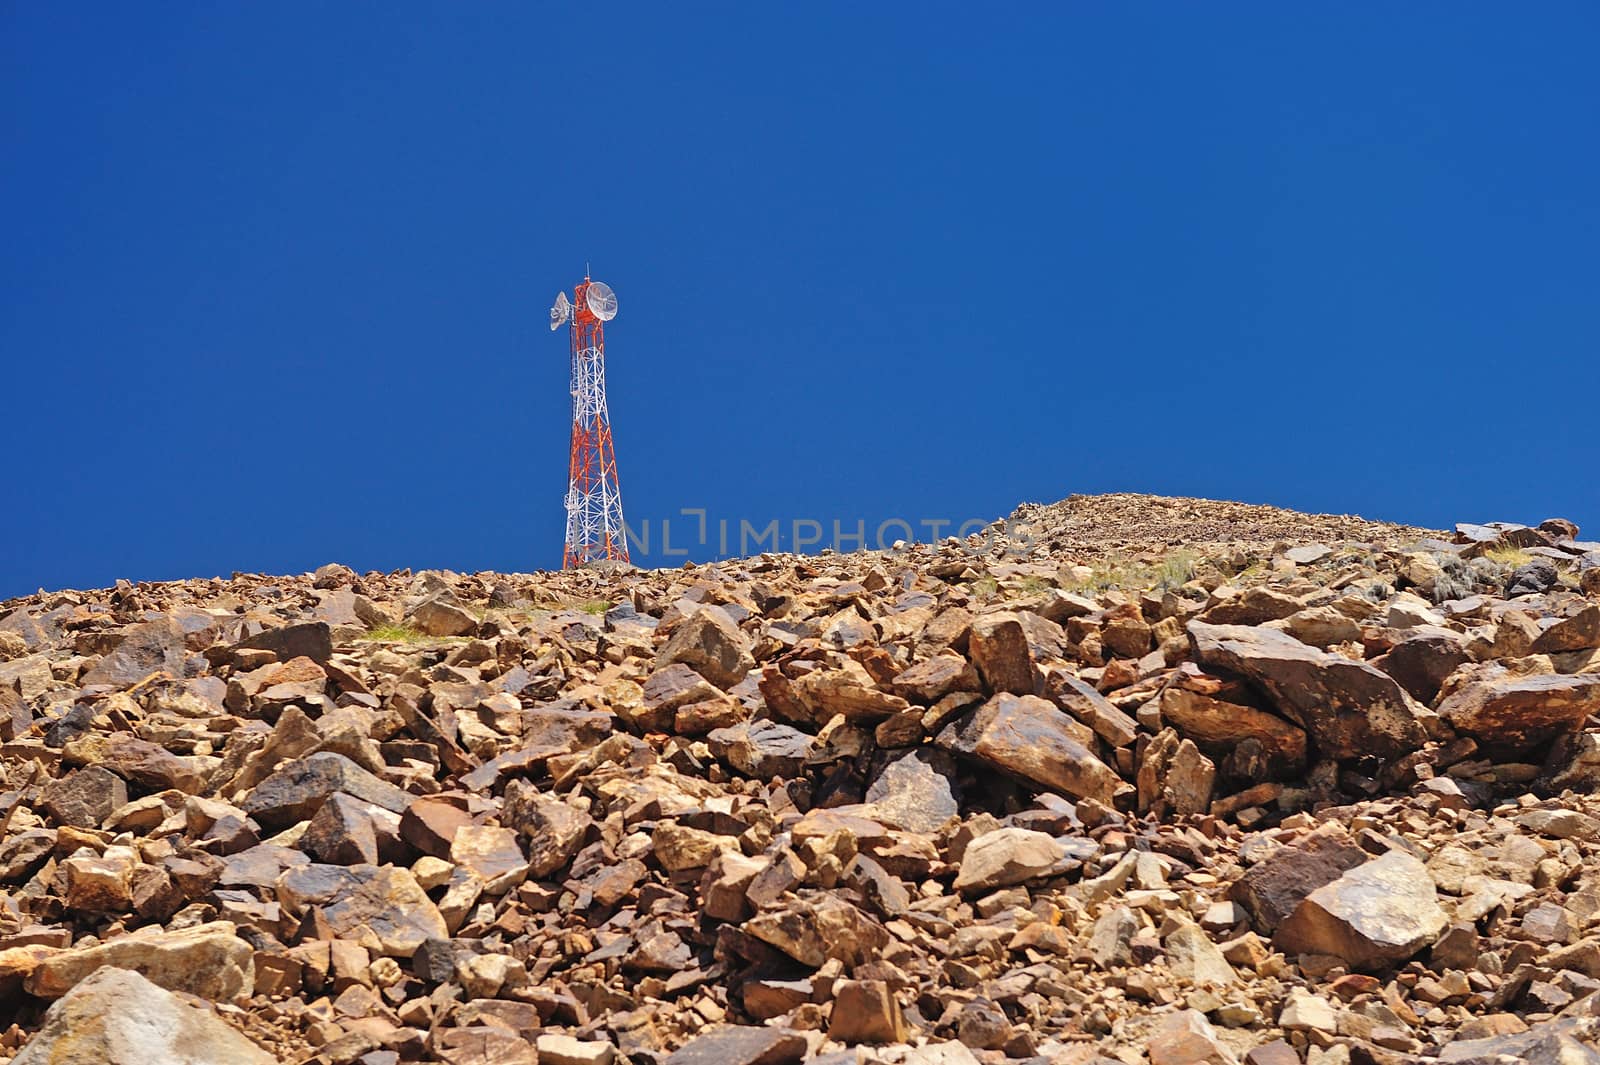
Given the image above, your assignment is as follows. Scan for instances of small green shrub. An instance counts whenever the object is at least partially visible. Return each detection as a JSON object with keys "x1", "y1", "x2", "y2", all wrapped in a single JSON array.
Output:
[{"x1": 364, "y1": 623, "x2": 428, "y2": 643}]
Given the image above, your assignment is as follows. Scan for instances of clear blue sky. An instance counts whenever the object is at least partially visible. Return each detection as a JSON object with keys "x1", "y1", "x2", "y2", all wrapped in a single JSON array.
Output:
[{"x1": 3, "y1": 6, "x2": 1597, "y2": 598}]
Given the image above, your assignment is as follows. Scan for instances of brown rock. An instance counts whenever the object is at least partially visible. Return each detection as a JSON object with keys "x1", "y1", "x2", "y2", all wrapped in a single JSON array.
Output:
[
  {"x1": 1188, "y1": 620, "x2": 1427, "y2": 760},
  {"x1": 235, "y1": 620, "x2": 334, "y2": 664},
  {"x1": 61, "y1": 848, "x2": 136, "y2": 913},
  {"x1": 791, "y1": 660, "x2": 910, "y2": 722},
  {"x1": 242, "y1": 751, "x2": 412, "y2": 829},
  {"x1": 1138, "y1": 728, "x2": 1216, "y2": 816},
  {"x1": 936, "y1": 692, "x2": 1119, "y2": 803},
  {"x1": 1047, "y1": 668, "x2": 1140, "y2": 747},
  {"x1": 744, "y1": 897, "x2": 887, "y2": 968},
  {"x1": 891, "y1": 653, "x2": 980, "y2": 704},
  {"x1": 1230, "y1": 825, "x2": 1369, "y2": 934},
  {"x1": 1201, "y1": 587, "x2": 1305, "y2": 626},
  {"x1": 638, "y1": 663, "x2": 721, "y2": 730},
  {"x1": 1373, "y1": 626, "x2": 1472, "y2": 705},
  {"x1": 406, "y1": 596, "x2": 478, "y2": 637},
  {"x1": 276, "y1": 864, "x2": 446, "y2": 957},
  {"x1": 13, "y1": 966, "x2": 275, "y2": 1065},
  {"x1": 865, "y1": 748, "x2": 959, "y2": 833},
  {"x1": 1160, "y1": 688, "x2": 1306, "y2": 778},
  {"x1": 954, "y1": 827, "x2": 1067, "y2": 893},
  {"x1": 26, "y1": 921, "x2": 254, "y2": 1001},
  {"x1": 1531, "y1": 605, "x2": 1600, "y2": 653},
  {"x1": 1437, "y1": 670, "x2": 1600, "y2": 756},
  {"x1": 39, "y1": 766, "x2": 127, "y2": 829},
  {"x1": 64, "y1": 730, "x2": 206, "y2": 792},
  {"x1": 81, "y1": 617, "x2": 187, "y2": 687},
  {"x1": 1147, "y1": 1009, "x2": 1240, "y2": 1065},
  {"x1": 655, "y1": 607, "x2": 754, "y2": 689},
  {"x1": 451, "y1": 824, "x2": 527, "y2": 889},
  {"x1": 1244, "y1": 1040, "x2": 1300, "y2": 1065},
  {"x1": 969, "y1": 610, "x2": 1059, "y2": 695},
  {"x1": 663, "y1": 1026, "x2": 806, "y2": 1065},
  {"x1": 828, "y1": 979, "x2": 908, "y2": 1044},
  {"x1": 503, "y1": 780, "x2": 591, "y2": 877},
  {"x1": 398, "y1": 793, "x2": 479, "y2": 859},
  {"x1": 299, "y1": 792, "x2": 379, "y2": 864},
  {"x1": 1274, "y1": 850, "x2": 1447, "y2": 970}
]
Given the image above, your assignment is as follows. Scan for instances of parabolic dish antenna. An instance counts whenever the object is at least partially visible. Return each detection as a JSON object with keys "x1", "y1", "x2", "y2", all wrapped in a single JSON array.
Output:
[
  {"x1": 585, "y1": 280, "x2": 618, "y2": 321},
  {"x1": 549, "y1": 292, "x2": 571, "y2": 331}
]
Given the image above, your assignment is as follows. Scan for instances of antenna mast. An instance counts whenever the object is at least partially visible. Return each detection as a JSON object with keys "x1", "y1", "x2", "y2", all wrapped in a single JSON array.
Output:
[{"x1": 549, "y1": 277, "x2": 629, "y2": 568}]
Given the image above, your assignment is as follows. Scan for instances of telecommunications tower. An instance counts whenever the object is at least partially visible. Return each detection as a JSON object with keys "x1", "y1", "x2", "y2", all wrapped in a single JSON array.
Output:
[{"x1": 549, "y1": 276, "x2": 629, "y2": 568}]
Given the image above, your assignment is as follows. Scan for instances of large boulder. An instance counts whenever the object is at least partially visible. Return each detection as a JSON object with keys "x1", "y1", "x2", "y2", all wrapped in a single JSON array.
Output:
[
  {"x1": 1230, "y1": 825, "x2": 1369, "y2": 934},
  {"x1": 13, "y1": 967, "x2": 275, "y2": 1065},
  {"x1": 936, "y1": 692, "x2": 1120, "y2": 803},
  {"x1": 654, "y1": 607, "x2": 754, "y2": 689},
  {"x1": 1187, "y1": 621, "x2": 1427, "y2": 760},
  {"x1": 275, "y1": 864, "x2": 446, "y2": 956},
  {"x1": 1159, "y1": 687, "x2": 1306, "y2": 778},
  {"x1": 80, "y1": 617, "x2": 187, "y2": 687},
  {"x1": 25, "y1": 921, "x2": 254, "y2": 1001},
  {"x1": 1437, "y1": 670, "x2": 1600, "y2": 757},
  {"x1": 1274, "y1": 850, "x2": 1447, "y2": 970}
]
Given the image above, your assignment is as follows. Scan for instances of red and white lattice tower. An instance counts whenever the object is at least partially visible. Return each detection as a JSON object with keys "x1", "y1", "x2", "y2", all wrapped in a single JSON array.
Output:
[{"x1": 549, "y1": 276, "x2": 629, "y2": 568}]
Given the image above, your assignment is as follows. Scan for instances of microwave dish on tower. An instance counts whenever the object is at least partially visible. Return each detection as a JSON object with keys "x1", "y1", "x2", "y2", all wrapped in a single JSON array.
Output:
[
  {"x1": 585, "y1": 280, "x2": 618, "y2": 321},
  {"x1": 549, "y1": 292, "x2": 571, "y2": 331}
]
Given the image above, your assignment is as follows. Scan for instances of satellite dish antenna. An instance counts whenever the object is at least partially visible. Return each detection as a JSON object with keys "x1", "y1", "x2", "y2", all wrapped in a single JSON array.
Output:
[
  {"x1": 585, "y1": 280, "x2": 618, "y2": 321},
  {"x1": 549, "y1": 292, "x2": 571, "y2": 331}
]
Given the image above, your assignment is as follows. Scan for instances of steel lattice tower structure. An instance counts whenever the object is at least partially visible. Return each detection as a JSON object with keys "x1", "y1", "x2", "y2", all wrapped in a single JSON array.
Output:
[{"x1": 549, "y1": 276, "x2": 629, "y2": 568}]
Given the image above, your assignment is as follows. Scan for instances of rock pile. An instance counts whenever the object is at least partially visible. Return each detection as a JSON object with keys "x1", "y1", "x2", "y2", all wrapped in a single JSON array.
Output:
[{"x1": 0, "y1": 495, "x2": 1598, "y2": 1064}]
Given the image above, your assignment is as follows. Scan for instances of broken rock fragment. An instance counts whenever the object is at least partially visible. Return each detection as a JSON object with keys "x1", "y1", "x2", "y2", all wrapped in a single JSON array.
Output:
[
  {"x1": 80, "y1": 616, "x2": 187, "y2": 687},
  {"x1": 241, "y1": 750, "x2": 412, "y2": 829}
]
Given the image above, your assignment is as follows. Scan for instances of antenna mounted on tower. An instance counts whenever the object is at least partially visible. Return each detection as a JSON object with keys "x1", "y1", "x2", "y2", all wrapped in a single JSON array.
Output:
[
  {"x1": 549, "y1": 292, "x2": 571, "y2": 331},
  {"x1": 585, "y1": 281, "x2": 618, "y2": 321}
]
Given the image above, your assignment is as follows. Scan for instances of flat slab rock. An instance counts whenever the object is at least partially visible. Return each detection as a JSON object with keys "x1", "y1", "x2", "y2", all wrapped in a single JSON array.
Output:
[
  {"x1": 13, "y1": 966, "x2": 275, "y2": 1065},
  {"x1": 662, "y1": 1025, "x2": 807, "y2": 1065}
]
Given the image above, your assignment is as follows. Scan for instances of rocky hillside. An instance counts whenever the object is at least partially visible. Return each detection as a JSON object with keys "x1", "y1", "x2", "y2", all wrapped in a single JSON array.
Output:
[{"x1": 2, "y1": 493, "x2": 1600, "y2": 1065}]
